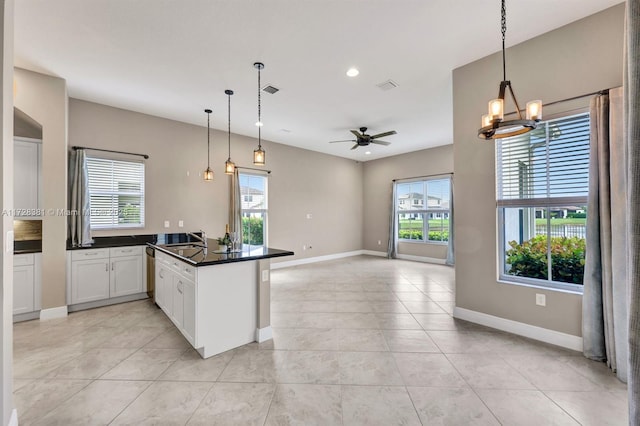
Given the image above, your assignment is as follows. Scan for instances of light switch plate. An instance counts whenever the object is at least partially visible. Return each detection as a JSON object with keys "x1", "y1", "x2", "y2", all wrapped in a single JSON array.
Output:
[
  {"x1": 6, "y1": 231, "x2": 13, "y2": 253},
  {"x1": 178, "y1": 220, "x2": 184, "y2": 228},
  {"x1": 164, "y1": 220, "x2": 170, "y2": 228},
  {"x1": 262, "y1": 270, "x2": 269, "y2": 282},
  {"x1": 536, "y1": 293, "x2": 546, "y2": 306}
]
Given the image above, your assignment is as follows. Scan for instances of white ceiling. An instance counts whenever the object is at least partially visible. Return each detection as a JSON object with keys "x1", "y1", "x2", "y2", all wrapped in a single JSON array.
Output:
[{"x1": 14, "y1": 0, "x2": 622, "y2": 161}]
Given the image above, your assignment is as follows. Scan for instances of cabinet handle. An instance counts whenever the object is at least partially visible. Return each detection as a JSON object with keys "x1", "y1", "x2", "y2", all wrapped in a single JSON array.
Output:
[
  {"x1": 111, "y1": 262, "x2": 114, "y2": 271},
  {"x1": 105, "y1": 263, "x2": 109, "y2": 272},
  {"x1": 120, "y1": 249, "x2": 133, "y2": 253},
  {"x1": 85, "y1": 252, "x2": 99, "y2": 256},
  {"x1": 178, "y1": 281, "x2": 183, "y2": 294},
  {"x1": 159, "y1": 270, "x2": 164, "y2": 279}
]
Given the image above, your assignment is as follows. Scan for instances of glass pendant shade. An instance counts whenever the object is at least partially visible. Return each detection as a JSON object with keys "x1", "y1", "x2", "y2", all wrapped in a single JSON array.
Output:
[
  {"x1": 481, "y1": 114, "x2": 491, "y2": 127},
  {"x1": 203, "y1": 167, "x2": 214, "y2": 181},
  {"x1": 526, "y1": 100, "x2": 542, "y2": 121},
  {"x1": 488, "y1": 98, "x2": 504, "y2": 121},
  {"x1": 224, "y1": 159, "x2": 235, "y2": 174},
  {"x1": 253, "y1": 147, "x2": 265, "y2": 166}
]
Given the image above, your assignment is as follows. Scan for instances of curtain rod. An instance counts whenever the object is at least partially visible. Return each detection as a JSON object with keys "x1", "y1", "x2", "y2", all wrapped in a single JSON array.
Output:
[
  {"x1": 504, "y1": 87, "x2": 614, "y2": 117},
  {"x1": 72, "y1": 146, "x2": 149, "y2": 159},
  {"x1": 393, "y1": 172, "x2": 453, "y2": 182},
  {"x1": 236, "y1": 166, "x2": 271, "y2": 174}
]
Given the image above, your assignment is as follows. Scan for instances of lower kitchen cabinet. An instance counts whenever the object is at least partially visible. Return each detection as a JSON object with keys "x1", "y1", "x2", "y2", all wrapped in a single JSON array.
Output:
[
  {"x1": 67, "y1": 246, "x2": 145, "y2": 307},
  {"x1": 13, "y1": 253, "x2": 41, "y2": 317}
]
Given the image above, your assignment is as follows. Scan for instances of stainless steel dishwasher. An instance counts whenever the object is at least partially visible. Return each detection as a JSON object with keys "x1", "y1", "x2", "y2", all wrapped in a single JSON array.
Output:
[{"x1": 145, "y1": 246, "x2": 155, "y2": 302}]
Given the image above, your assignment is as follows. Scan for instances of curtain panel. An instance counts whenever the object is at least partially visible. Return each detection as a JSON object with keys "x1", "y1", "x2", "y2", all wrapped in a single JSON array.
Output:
[
  {"x1": 229, "y1": 168, "x2": 243, "y2": 242},
  {"x1": 387, "y1": 182, "x2": 398, "y2": 259},
  {"x1": 68, "y1": 149, "x2": 92, "y2": 247}
]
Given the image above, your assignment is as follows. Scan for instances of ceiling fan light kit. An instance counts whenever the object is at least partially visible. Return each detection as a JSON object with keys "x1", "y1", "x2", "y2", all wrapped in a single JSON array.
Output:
[{"x1": 478, "y1": 0, "x2": 541, "y2": 140}]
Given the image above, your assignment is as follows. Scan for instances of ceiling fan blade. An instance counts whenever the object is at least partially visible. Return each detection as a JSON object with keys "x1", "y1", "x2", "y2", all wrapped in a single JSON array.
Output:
[
  {"x1": 350, "y1": 130, "x2": 363, "y2": 139},
  {"x1": 370, "y1": 130, "x2": 397, "y2": 139},
  {"x1": 329, "y1": 140, "x2": 355, "y2": 143},
  {"x1": 370, "y1": 140, "x2": 391, "y2": 146},
  {"x1": 351, "y1": 143, "x2": 359, "y2": 150}
]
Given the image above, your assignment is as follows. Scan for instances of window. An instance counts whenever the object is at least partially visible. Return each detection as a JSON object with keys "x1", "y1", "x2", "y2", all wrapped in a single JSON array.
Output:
[
  {"x1": 86, "y1": 156, "x2": 145, "y2": 229},
  {"x1": 497, "y1": 112, "x2": 590, "y2": 291},
  {"x1": 396, "y1": 178, "x2": 450, "y2": 243},
  {"x1": 240, "y1": 173, "x2": 267, "y2": 247}
]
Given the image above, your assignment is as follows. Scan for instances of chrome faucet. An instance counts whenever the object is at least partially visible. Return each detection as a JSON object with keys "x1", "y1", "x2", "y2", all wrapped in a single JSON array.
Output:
[{"x1": 187, "y1": 230, "x2": 207, "y2": 248}]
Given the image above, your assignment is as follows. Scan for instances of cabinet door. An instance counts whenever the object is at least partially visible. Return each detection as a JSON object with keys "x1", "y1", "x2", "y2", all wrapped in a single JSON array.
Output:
[
  {"x1": 14, "y1": 139, "x2": 40, "y2": 216},
  {"x1": 172, "y1": 275, "x2": 184, "y2": 329},
  {"x1": 155, "y1": 263, "x2": 169, "y2": 311},
  {"x1": 13, "y1": 265, "x2": 34, "y2": 314},
  {"x1": 110, "y1": 255, "x2": 143, "y2": 297},
  {"x1": 71, "y1": 259, "x2": 110, "y2": 304},
  {"x1": 182, "y1": 279, "x2": 196, "y2": 346}
]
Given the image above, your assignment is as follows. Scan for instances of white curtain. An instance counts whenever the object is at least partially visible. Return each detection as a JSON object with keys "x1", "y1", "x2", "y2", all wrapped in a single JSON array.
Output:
[
  {"x1": 387, "y1": 182, "x2": 398, "y2": 258},
  {"x1": 68, "y1": 149, "x2": 92, "y2": 247},
  {"x1": 624, "y1": 0, "x2": 640, "y2": 421},
  {"x1": 446, "y1": 177, "x2": 455, "y2": 265},
  {"x1": 229, "y1": 168, "x2": 242, "y2": 242}
]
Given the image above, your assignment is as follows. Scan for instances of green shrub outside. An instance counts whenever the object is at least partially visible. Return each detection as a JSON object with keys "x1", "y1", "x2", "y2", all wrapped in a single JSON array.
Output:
[
  {"x1": 242, "y1": 217, "x2": 264, "y2": 245},
  {"x1": 567, "y1": 212, "x2": 587, "y2": 219},
  {"x1": 505, "y1": 235, "x2": 585, "y2": 284},
  {"x1": 398, "y1": 229, "x2": 449, "y2": 242}
]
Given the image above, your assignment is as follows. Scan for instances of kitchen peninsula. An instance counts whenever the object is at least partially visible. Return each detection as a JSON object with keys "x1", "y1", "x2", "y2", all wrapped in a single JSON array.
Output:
[{"x1": 150, "y1": 241, "x2": 293, "y2": 359}]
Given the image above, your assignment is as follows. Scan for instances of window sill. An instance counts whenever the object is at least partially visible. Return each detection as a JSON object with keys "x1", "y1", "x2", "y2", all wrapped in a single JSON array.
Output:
[
  {"x1": 398, "y1": 240, "x2": 448, "y2": 246},
  {"x1": 497, "y1": 276, "x2": 583, "y2": 295}
]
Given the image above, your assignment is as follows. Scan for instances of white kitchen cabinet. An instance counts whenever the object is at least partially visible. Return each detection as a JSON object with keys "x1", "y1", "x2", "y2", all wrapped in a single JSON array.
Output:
[
  {"x1": 155, "y1": 261, "x2": 170, "y2": 311},
  {"x1": 14, "y1": 253, "x2": 42, "y2": 318},
  {"x1": 14, "y1": 138, "x2": 41, "y2": 217},
  {"x1": 68, "y1": 246, "x2": 145, "y2": 307},
  {"x1": 171, "y1": 274, "x2": 184, "y2": 329},
  {"x1": 182, "y1": 279, "x2": 196, "y2": 345},
  {"x1": 71, "y1": 251, "x2": 110, "y2": 304},
  {"x1": 109, "y1": 247, "x2": 143, "y2": 297}
]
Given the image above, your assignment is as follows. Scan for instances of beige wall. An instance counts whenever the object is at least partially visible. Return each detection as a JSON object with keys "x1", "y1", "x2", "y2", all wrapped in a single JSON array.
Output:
[
  {"x1": 69, "y1": 98, "x2": 364, "y2": 263},
  {"x1": 452, "y1": 4, "x2": 624, "y2": 336},
  {"x1": 14, "y1": 68, "x2": 68, "y2": 310},
  {"x1": 14, "y1": 107, "x2": 42, "y2": 139},
  {"x1": 362, "y1": 144, "x2": 453, "y2": 259},
  {"x1": 1, "y1": 0, "x2": 13, "y2": 423}
]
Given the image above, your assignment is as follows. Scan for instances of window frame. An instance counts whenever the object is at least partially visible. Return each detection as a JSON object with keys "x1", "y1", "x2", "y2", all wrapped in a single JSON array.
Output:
[
  {"x1": 86, "y1": 154, "x2": 146, "y2": 230},
  {"x1": 396, "y1": 177, "x2": 451, "y2": 245},
  {"x1": 239, "y1": 172, "x2": 268, "y2": 248},
  {"x1": 496, "y1": 110, "x2": 589, "y2": 293}
]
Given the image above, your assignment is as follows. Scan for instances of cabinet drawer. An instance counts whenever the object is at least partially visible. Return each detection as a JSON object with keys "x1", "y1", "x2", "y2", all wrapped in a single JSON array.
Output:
[
  {"x1": 181, "y1": 264, "x2": 196, "y2": 281},
  {"x1": 110, "y1": 246, "x2": 143, "y2": 258},
  {"x1": 71, "y1": 248, "x2": 109, "y2": 261},
  {"x1": 14, "y1": 253, "x2": 34, "y2": 266}
]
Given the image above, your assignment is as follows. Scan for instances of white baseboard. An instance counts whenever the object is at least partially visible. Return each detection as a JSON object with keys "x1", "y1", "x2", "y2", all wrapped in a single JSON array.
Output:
[
  {"x1": 396, "y1": 253, "x2": 447, "y2": 265},
  {"x1": 8, "y1": 409, "x2": 17, "y2": 426},
  {"x1": 271, "y1": 250, "x2": 365, "y2": 269},
  {"x1": 362, "y1": 250, "x2": 387, "y2": 257},
  {"x1": 453, "y1": 307, "x2": 583, "y2": 352},
  {"x1": 39, "y1": 306, "x2": 68, "y2": 321},
  {"x1": 256, "y1": 326, "x2": 273, "y2": 342}
]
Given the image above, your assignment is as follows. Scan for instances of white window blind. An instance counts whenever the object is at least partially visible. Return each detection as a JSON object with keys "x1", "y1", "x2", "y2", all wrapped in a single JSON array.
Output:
[
  {"x1": 86, "y1": 157, "x2": 145, "y2": 229},
  {"x1": 497, "y1": 112, "x2": 590, "y2": 206}
]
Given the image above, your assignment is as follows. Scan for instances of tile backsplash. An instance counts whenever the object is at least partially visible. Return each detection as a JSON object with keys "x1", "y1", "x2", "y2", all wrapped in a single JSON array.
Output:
[{"x1": 14, "y1": 220, "x2": 42, "y2": 241}]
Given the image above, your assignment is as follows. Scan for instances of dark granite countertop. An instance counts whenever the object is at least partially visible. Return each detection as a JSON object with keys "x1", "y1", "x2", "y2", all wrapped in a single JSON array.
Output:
[
  {"x1": 67, "y1": 233, "x2": 205, "y2": 250},
  {"x1": 150, "y1": 239, "x2": 294, "y2": 267},
  {"x1": 14, "y1": 240, "x2": 42, "y2": 254}
]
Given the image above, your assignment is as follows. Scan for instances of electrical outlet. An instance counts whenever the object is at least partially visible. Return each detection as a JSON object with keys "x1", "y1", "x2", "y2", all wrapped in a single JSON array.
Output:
[
  {"x1": 536, "y1": 293, "x2": 546, "y2": 306},
  {"x1": 378, "y1": 240, "x2": 382, "y2": 245},
  {"x1": 164, "y1": 220, "x2": 170, "y2": 228},
  {"x1": 306, "y1": 213, "x2": 313, "y2": 219},
  {"x1": 262, "y1": 270, "x2": 269, "y2": 282},
  {"x1": 303, "y1": 245, "x2": 306, "y2": 251},
  {"x1": 178, "y1": 220, "x2": 184, "y2": 228}
]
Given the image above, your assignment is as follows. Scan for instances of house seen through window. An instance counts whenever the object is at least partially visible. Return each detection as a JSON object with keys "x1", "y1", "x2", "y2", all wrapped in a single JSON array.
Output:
[
  {"x1": 240, "y1": 173, "x2": 267, "y2": 247},
  {"x1": 497, "y1": 112, "x2": 590, "y2": 291},
  {"x1": 396, "y1": 178, "x2": 451, "y2": 243},
  {"x1": 86, "y1": 156, "x2": 145, "y2": 229}
]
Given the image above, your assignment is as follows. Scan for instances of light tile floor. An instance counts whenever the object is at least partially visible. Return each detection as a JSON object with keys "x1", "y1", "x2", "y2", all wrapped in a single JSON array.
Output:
[{"x1": 13, "y1": 255, "x2": 628, "y2": 425}]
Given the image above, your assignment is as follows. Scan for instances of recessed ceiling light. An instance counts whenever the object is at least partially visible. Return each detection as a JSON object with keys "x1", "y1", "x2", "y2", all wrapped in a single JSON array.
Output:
[
  {"x1": 346, "y1": 67, "x2": 359, "y2": 77},
  {"x1": 365, "y1": 151, "x2": 371, "y2": 155}
]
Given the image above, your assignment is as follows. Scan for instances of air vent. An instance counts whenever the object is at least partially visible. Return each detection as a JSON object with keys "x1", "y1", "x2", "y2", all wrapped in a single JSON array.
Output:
[
  {"x1": 262, "y1": 84, "x2": 279, "y2": 94},
  {"x1": 376, "y1": 79, "x2": 399, "y2": 91}
]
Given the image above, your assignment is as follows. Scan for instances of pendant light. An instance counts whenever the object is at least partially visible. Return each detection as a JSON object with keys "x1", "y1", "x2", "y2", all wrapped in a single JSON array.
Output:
[
  {"x1": 253, "y1": 62, "x2": 266, "y2": 165},
  {"x1": 203, "y1": 108, "x2": 214, "y2": 181},
  {"x1": 478, "y1": 0, "x2": 542, "y2": 140},
  {"x1": 224, "y1": 89, "x2": 236, "y2": 175}
]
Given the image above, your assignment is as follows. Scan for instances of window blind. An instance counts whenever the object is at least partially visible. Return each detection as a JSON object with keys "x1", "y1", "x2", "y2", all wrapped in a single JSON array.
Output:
[
  {"x1": 496, "y1": 112, "x2": 590, "y2": 206},
  {"x1": 86, "y1": 157, "x2": 145, "y2": 228}
]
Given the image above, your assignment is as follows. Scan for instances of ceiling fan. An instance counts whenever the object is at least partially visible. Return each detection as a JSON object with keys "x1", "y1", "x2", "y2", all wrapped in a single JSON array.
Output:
[{"x1": 329, "y1": 127, "x2": 397, "y2": 150}]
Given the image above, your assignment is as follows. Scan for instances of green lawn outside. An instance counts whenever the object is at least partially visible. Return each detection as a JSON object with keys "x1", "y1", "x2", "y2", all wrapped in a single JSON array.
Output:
[{"x1": 399, "y1": 219, "x2": 449, "y2": 228}]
